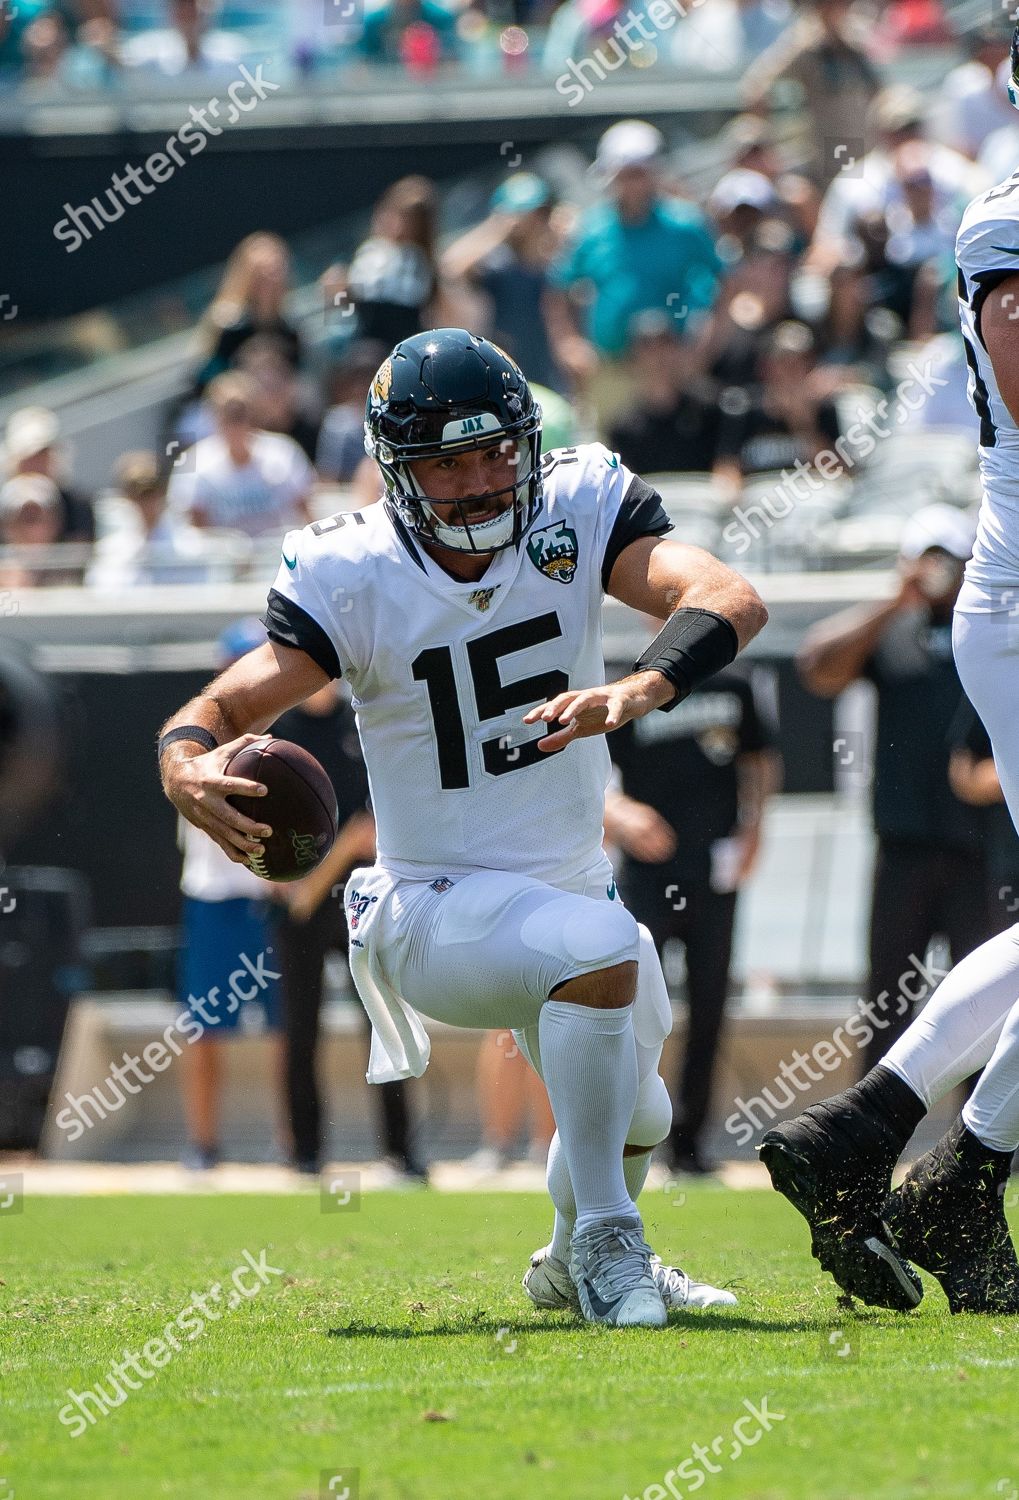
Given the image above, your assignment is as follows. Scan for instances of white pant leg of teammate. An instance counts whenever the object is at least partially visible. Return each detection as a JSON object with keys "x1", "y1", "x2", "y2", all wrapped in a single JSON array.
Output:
[
  {"x1": 880, "y1": 602, "x2": 1019, "y2": 1147},
  {"x1": 760, "y1": 591, "x2": 1019, "y2": 1313}
]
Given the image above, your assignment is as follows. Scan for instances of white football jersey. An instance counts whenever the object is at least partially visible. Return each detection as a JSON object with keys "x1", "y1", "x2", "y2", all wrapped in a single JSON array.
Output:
[
  {"x1": 264, "y1": 443, "x2": 672, "y2": 884},
  {"x1": 957, "y1": 168, "x2": 1019, "y2": 588}
]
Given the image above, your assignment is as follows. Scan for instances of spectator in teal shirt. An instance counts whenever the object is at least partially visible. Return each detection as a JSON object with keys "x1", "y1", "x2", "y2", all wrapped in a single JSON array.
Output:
[{"x1": 547, "y1": 120, "x2": 722, "y2": 431}]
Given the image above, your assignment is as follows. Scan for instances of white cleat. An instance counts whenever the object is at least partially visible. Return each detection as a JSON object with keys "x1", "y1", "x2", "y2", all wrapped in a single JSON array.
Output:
[
  {"x1": 649, "y1": 1254, "x2": 738, "y2": 1310},
  {"x1": 569, "y1": 1216, "x2": 667, "y2": 1328},
  {"x1": 523, "y1": 1246, "x2": 737, "y2": 1312}
]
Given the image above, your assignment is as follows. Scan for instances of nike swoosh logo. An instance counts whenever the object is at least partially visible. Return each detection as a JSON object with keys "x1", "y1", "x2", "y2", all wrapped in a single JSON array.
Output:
[
  {"x1": 282, "y1": 552, "x2": 297, "y2": 570},
  {"x1": 581, "y1": 1277, "x2": 622, "y2": 1320}
]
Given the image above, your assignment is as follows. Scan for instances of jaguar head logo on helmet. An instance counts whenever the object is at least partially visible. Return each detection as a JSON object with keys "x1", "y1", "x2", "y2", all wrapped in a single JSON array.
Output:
[{"x1": 363, "y1": 328, "x2": 544, "y2": 555}]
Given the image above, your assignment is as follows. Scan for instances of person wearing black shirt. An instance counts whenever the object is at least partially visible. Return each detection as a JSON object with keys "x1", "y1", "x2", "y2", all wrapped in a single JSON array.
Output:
[
  {"x1": 797, "y1": 505, "x2": 991, "y2": 1073},
  {"x1": 607, "y1": 665, "x2": 779, "y2": 1173},
  {"x1": 608, "y1": 315, "x2": 720, "y2": 477},
  {"x1": 948, "y1": 706, "x2": 1019, "y2": 934},
  {"x1": 714, "y1": 321, "x2": 841, "y2": 484},
  {"x1": 271, "y1": 683, "x2": 425, "y2": 1178}
]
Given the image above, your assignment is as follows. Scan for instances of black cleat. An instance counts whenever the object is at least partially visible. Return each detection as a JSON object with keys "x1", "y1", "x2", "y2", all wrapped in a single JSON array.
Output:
[
  {"x1": 883, "y1": 1117, "x2": 1019, "y2": 1315},
  {"x1": 760, "y1": 1096, "x2": 923, "y2": 1312}
]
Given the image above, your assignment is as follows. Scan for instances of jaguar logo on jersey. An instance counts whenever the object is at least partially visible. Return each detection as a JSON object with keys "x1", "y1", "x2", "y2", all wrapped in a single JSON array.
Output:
[
  {"x1": 467, "y1": 587, "x2": 499, "y2": 612},
  {"x1": 526, "y1": 521, "x2": 578, "y2": 585},
  {"x1": 347, "y1": 889, "x2": 378, "y2": 930}
]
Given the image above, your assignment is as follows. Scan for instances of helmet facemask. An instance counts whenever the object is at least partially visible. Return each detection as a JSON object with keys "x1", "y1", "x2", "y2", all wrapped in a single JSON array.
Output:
[{"x1": 374, "y1": 413, "x2": 543, "y2": 555}]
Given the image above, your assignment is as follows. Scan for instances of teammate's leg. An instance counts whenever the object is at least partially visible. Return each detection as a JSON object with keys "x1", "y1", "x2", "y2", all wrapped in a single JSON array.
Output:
[
  {"x1": 762, "y1": 606, "x2": 1019, "y2": 1310},
  {"x1": 880, "y1": 925, "x2": 1019, "y2": 1106}
]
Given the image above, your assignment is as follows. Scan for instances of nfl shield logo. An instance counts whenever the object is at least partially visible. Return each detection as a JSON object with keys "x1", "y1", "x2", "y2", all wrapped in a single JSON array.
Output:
[
  {"x1": 467, "y1": 587, "x2": 497, "y2": 612},
  {"x1": 430, "y1": 876, "x2": 454, "y2": 893}
]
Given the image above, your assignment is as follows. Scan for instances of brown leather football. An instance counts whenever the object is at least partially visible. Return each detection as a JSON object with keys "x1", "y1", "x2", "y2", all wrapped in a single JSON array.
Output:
[{"x1": 226, "y1": 735, "x2": 338, "y2": 883}]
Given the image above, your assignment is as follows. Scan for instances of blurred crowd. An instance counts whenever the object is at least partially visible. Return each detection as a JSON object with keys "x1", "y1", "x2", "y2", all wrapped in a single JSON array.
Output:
[
  {"x1": 4, "y1": 6, "x2": 1012, "y2": 588},
  {"x1": 0, "y1": 0, "x2": 982, "y2": 92},
  {"x1": 5, "y1": 0, "x2": 1019, "y2": 1169}
]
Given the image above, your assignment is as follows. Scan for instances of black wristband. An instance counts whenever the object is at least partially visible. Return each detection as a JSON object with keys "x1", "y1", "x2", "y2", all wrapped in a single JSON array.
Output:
[
  {"x1": 158, "y1": 725, "x2": 219, "y2": 759},
  {"x1": 633, "y1": 608, "x2": 739, "y2": 712}
]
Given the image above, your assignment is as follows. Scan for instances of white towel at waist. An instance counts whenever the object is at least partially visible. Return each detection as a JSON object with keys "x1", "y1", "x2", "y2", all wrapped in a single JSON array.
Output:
[{"x1": 343, "y1": 865, "x2": 431, "y2": 1084}]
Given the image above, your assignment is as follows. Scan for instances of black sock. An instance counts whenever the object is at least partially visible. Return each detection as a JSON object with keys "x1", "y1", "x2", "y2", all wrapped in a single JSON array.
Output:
[
  {"x1": 852, "y1": 1065, "x2": 926, "y2": 1154},
  {"x1": 951, "y1": 1117, "x2": 1014, "y2": 1181}
]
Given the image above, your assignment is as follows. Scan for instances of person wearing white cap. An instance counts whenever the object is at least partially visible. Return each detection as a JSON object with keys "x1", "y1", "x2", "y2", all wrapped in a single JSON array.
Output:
[
  {"x1": 546, "y1": 120, "x2": 721, "y2": 431},
  {"x1": 3, "y1": 405, "x2": 95, "y2": 544},
  {"x1": 708, "y1": 168, "x2": 780, "y2": 222},
  {"x1": 0, "y1": 474, "x2": 68, "y2": 588}
]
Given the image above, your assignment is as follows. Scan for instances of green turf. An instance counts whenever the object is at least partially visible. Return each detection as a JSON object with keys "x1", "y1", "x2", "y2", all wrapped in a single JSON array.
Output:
[{"x1": 4, "y1": 1185, "x2": 1018, "y2": 1500}]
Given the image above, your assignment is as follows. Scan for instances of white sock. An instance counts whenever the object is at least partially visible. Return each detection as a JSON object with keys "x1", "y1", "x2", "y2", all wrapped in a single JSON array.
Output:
[
  {"x1": 546, "y1": 1131, "x2": 653, "y2": 1261},
  {"x1": 881, "y1": 925, "x2": 1019, "y2": 1107},
  {"x1": 538, "y1": 999, "x2": 638, "y2": 1234},
  {"x1": 962, "y1": 993, "x2": 1019, "y2": 1153}
]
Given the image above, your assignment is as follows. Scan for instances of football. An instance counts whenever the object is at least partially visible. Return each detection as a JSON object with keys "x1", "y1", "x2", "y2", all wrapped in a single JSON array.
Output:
[{"x1": 225, "y1": 735, "x2": 338, "y2": 882}]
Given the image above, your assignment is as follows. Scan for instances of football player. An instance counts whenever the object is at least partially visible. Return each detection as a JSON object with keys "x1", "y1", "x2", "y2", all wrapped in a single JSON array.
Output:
[
  {"x1": 759, "y1": 27, "x2": 1019, "y2": 1317},
  {"x1": 159, "y1": 328, "x2": 766, "y2": 1328}
]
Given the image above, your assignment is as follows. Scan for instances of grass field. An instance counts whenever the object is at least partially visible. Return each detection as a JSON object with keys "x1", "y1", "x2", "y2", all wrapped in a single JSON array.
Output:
[{"x1": 5, "y1": 1184, "x2": 1019, "y2": 1500}]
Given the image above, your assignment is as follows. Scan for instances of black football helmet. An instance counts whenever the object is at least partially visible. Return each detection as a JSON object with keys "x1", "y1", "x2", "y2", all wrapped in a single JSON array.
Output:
[
  {"x1": 363, "y1": 328, "x2": 543, "y2": 554},
  {"x1": 1010, "y1": 20, "x2": 1019, "y2": 110}
]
